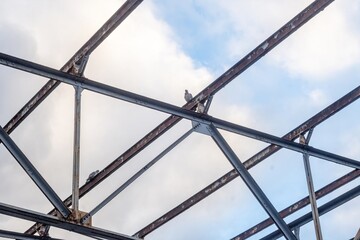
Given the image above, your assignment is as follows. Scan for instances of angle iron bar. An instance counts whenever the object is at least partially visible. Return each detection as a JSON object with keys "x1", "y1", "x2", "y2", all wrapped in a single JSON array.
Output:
[
  {"x1": 0, "y1": 202, "x2": 139, "y2": 240},
  {"x1": 1, "y1": 0, "x2": 143, "y2": 137},
  {"x1": 259, "y1": 184, "x2": 360, "y2": 240},
  {"x1": 0, "y1": 229, "x2": 64, "y2": 240},
  {"x1": 82, "y1": 127, "x2": 195, "y2": 222},
  {"x1": 0, "y1": 126, "x2": 71, "y2": 218},
  {"x1": 301, "y1": 136, "x2": 323, "y2": 240},
  {"x1": 135, "y1": 85, "x2": 360, "y2": 238},
  {"x1": 1, "y1": 52, "x2": 359, "y2": 171},
  {"x1": 232, "y1": 169, "x2": 360, "y2": 240},
  {"x1": 208, "y1": 125, "x2": 296, "y2": 240}
]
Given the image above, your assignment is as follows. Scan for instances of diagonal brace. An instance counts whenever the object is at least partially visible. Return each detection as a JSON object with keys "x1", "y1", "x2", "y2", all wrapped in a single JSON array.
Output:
[
  {"x1": 300, "y1": 129, "x2": 323, "y2": 240},
  {"x1": 0, "y1": 126, "x2": 71, "y2": 218},
  {"x1": 207, "y1": 124, "x2": 296, "y2": 240}
]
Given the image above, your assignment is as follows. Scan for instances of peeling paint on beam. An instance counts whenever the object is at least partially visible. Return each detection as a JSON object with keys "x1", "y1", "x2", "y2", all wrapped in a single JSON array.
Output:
[{"x1": 134, "y1": 84, "x2": 360, "y2": 237}]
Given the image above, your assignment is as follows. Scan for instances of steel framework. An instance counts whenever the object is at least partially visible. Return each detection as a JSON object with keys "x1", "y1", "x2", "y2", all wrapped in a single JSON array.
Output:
[{"x1": 0, "y1": 0, "x2": 359, "y2": 239}]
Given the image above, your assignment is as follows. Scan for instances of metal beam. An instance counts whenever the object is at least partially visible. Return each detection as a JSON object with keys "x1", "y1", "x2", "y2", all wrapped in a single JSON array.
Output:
[
  {"x1": 260, "y1": 185, "x2": 360, "y2": 240},
  {"x1": 208, "y1": 125, "x2": 296, "y2": 240},
  {"x1": 0, "y1": 126, "x2": 71, "y2": 218},
  {"x1": 231, "y1": 169, "x2": 360, "y2": 239},
  {"x1": 0, "y1": 229, "x2": 64, "y2": 240},
  {"x1": 300, "y1": 132, "x2": 323, "y2": 240},
  {"x1": 1, "y1": 52, "x2": 359, "y2": 170},
  {"x1": 135, "y1": 85, "x2": 360, "y2": 238},
  {"x1": 72, "y1": 86, "x2": 82, "y2": 216},
  {"x1": 0, "y1": 202, "x2": 139, "y2": 240},
  {"x1": 1, "y1": 0, "x2": 143, "y2": 137}
]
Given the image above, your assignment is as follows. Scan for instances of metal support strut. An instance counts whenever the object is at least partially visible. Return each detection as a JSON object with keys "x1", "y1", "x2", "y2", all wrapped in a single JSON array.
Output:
[
  {"x1": 207, "y1": 124, "x2": 296, "y2": 240},
  {"x1": 71, "y1": 55, "x2": 88, "y2": 218},
  {"x1": 299, "y1": 129, "x2": 323, "y2": 240}
]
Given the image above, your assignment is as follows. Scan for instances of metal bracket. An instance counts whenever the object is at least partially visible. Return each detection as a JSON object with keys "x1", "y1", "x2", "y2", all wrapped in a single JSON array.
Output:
[
  {"x1": 192, "y1": 95, "x2": 214, "y2": 135},
  {"x1": 71, "y1": 55, "x2": 89, "y2": 76}
]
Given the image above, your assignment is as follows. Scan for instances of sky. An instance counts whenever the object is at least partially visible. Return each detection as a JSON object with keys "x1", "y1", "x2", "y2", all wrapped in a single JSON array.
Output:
[{"x1": 0, "y1": 0, "x2": 359, "y2": 239}]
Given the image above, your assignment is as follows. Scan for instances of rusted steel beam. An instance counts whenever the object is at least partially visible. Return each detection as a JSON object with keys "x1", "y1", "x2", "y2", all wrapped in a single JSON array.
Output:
[
  {"x1": 1, "y1": 0, "x2": 143, "y2": 136},
  {"x1": 232, "y1": 169, "x2": 360, "y2": 240},
  {"x1": 134, "y1": 84, "x2": 360, "y2": 238}
]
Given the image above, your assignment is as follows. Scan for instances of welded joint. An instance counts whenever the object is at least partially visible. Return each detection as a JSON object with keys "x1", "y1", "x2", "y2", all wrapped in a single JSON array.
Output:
[
  {"x1": 299, "y1": 128, "x2": 314, "y2": 146},
  {"x1": 71, "y1": 55, "x2": 89, "y2": 77},
  {"x1": 192, "y1": 95, "x2": 214, "y2": 134},
  {"x1": 37, "y1": 224, "x2": 50, "y2": 237}
]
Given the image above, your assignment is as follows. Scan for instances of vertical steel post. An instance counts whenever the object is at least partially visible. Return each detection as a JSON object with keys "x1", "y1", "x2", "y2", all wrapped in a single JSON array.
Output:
[
  {"x1": 300, "y1": 130, "x2": 323, "y2": 240},
  {"x1": 207, "y1": 125, "x2": 296, "y2": 240},
  {"x1": 72, "y1": 86, "x2": 82, "y2": 216}
]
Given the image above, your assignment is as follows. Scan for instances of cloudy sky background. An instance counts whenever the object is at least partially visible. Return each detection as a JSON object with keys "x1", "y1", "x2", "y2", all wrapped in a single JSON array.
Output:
[{"x1": 0, "y1": 0, "x2": 359, "y2": 239}]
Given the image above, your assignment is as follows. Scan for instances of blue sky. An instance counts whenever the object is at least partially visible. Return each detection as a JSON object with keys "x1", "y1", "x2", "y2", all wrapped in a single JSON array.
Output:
[{"x1": 0, "y1": 0, "x2": 359, "y2": 239}]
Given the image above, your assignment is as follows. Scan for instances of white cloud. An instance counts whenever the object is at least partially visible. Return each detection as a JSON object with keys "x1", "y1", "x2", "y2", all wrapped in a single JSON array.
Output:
[
  {"x1": 308, "y1": 89, "x2": 328, "y2": 107},
  {"x1": 271, "y1": 1, "x2": 360, "y2": 80}
]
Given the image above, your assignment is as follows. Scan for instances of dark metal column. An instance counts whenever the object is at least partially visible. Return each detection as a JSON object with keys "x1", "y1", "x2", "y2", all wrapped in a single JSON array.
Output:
[
  {"x1": 0, "y1": 126, "x2": 71, "y2": 218},
  {"x1": 71, "y1": 56, "x2": 88, "y2": 217},
  {"x1": 260, "y1": 185, "x2": 360, "y2": 240},
  {"x1": 300, "y1": 131, "x2": 323, "y2": 240},
  {"x1": 207, "y1": 125, "x2": 296, "y2": 240}
]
